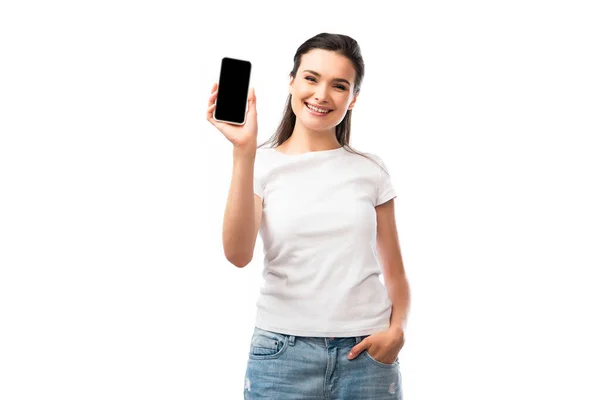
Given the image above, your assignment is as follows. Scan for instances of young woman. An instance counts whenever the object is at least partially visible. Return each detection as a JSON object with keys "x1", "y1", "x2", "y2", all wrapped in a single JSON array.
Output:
[{"x1": 207, "y1": 32, "x2": 410, "y2": 400}]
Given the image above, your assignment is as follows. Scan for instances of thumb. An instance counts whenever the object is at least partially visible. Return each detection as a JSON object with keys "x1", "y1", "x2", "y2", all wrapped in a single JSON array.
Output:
[
  {"x1": 247, "y1": 87, "x2": 256, "y2": 114},
  {"x1": 348, "y1": 340, "x2": 368, "y2": 359}
]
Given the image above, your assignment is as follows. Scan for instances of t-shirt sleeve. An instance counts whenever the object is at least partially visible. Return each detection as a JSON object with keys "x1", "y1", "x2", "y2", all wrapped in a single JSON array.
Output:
[
  {"x1": 254, "y1": 173, "x2": 264, "y2": 199},
  {"x1": 374, "y1": 155, "x2": 397, "y2": 206},
  {"x1": 254, "y1": 150, "x2": 265, "y2": 199}
]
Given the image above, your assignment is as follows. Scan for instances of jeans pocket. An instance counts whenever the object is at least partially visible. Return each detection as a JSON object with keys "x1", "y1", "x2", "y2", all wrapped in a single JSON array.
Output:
[
  {"x1": 363, "y1": 349, "x2": 399, "y2": 368},
  {"x1": 248, "y1": 327, "x2": 289, "y2": 360}
]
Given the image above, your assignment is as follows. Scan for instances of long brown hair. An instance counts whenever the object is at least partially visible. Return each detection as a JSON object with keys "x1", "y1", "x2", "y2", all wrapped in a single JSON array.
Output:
[{"x1": 257, "y1": 32, "x2": 388, "y2": 176}]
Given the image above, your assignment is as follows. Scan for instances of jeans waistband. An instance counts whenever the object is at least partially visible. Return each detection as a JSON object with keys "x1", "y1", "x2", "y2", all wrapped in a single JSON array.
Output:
[{"x1": 288, "y1": 335, "x2": 368, "y2": 347}]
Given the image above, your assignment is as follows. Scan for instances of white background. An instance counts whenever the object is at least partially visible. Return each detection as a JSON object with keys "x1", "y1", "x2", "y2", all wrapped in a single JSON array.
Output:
[{"x1": 1, "y1": 1, "x2": 599, "y2": 399}]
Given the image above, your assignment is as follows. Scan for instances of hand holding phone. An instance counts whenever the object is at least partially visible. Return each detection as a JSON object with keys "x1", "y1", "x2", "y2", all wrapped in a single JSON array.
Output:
[{"x1": 207, "y1": 83, "x2": 257, "y2": 150}]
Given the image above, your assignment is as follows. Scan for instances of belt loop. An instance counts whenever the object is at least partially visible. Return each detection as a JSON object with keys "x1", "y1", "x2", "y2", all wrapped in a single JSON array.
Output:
[
  {"x1": 289, "y1": 335, "x2": 296, "y2": 346},
  {"x1": 354, "y1": 336, "x2": 362, "y2": 344}
]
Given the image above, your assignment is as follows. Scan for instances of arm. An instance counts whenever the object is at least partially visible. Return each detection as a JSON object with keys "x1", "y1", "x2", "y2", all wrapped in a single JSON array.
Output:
[
  {"x1": 222, "y1": 145, "x2": 261, "y2": 268},
  {"x1": 376, "y1": 198, "x2": 410, "y2": 335}
]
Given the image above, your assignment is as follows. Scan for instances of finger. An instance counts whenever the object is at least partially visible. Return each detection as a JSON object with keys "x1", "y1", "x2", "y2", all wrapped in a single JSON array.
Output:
[
  {"x1": 206, "y1": 101, "x2": 216, "y2": 123},
  {"x1": 206, "y1": 103, "x2": 229, "y2": 134},
  {"x1": 348, "y1": 341, "x2": 367, "y2": 359},
  {"x1": 207, "y1": 86, "x2": 218, "y2": 108},
  {"x1": 247, "y1": 87, "x2": 256, "y2": 115},
  {"x1": 206, "y1": 84, "x2": 219, "y2": 123}
]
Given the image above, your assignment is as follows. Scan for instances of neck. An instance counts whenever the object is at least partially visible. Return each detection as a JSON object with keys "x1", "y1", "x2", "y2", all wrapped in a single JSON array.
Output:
[{"x1": 283, "y1": 124, "x2": 340, "y2": 153}]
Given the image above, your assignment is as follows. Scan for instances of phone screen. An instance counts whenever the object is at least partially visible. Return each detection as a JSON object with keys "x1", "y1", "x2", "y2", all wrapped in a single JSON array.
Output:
[{"x1": 214, "y1": 57, "x2": 252, "y2": 125}]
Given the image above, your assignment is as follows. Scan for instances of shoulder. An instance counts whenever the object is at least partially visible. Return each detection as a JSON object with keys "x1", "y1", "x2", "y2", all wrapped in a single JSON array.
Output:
[
  {"x1": 255, "y1": 145, "x2": 272, "y2": 155},
  {"x1": 345, "y1": 148, "x2": 388, "y2": 173},
  {"x1": 344, "y1": 146, "x2": 383, "y2": 161},
  {"x1": 359, "y1": 150, "x2": 386, "y2": 165},
  {"x1": 254, "y1": 146, "x2": 279, "y2": 178},
  {"x1": 255, "y1": 146, "x2": 273, "y2": 164}
]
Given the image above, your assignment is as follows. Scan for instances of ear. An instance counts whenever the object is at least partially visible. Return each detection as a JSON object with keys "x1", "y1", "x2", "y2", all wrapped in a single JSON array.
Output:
[
  {"x1": 289, "y1": 74, "x2": 294, "y2": 95},
  {"x1": 348, "y1": 91, "x2": 359, "y2": 110}
]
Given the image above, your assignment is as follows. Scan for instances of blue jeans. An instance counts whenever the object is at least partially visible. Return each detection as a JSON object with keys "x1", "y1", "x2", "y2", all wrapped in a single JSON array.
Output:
[{"x1": 243, "y1": 326, "x2": 403, "y2": 399}]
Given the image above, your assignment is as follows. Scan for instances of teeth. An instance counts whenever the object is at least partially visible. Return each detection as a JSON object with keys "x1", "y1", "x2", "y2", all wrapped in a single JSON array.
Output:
[{"x1": 306, "y1": 103, "x2": 330, "y2": 113}]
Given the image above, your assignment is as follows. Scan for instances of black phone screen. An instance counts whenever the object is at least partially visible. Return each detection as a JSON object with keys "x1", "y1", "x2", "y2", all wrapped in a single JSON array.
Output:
[{"x1": 214, "y1": 57, "x2": 252, "y2": 125}]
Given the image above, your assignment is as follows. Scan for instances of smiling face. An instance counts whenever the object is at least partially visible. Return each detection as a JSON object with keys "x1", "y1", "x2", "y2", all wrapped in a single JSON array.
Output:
[{"x1": 289, "y1": 49, "x2": 358, "y2": 131}]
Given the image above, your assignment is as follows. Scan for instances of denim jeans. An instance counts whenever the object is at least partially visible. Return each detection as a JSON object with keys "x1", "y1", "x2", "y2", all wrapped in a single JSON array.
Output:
[{"x1": 243, "y1": 326, "x2": 403, "y2": 399}]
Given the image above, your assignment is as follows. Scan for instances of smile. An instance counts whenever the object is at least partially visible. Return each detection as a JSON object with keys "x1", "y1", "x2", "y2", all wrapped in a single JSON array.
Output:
[{"x1": 305, "y1": 102, "x2": 332, "y2": 116}]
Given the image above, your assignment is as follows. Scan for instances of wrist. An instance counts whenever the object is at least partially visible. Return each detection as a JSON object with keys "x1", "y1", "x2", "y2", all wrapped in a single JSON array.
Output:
[
  {"x1": 233, "y1": 143, "x2": 256, "y2": 159},
  {"x1": 388, "y1": 324, "x2": 405, "y2": 335}
]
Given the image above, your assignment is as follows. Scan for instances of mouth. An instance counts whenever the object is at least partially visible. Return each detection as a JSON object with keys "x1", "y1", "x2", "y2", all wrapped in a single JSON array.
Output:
[{"x1": 305, "y1": 102, "x2": 333, "y2": 115}]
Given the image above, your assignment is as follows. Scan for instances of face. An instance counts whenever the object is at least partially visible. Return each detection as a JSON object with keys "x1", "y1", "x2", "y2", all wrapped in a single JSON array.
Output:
[{"x1": 289, "y1": 49, "x2": 358, "y2": 130}]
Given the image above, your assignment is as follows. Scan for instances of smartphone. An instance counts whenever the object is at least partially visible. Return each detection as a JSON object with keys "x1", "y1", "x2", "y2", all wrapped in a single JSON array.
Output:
[{"x1": 213, "y1": 57, "x2": 252, "y2": 125}]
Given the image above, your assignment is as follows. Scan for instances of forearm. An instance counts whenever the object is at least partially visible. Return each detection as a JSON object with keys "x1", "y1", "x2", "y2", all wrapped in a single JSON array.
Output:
[
  {"x1": 387, "y1": 273, "x2": 411, "y2": 334},
  {"x1": 222, "y1": 145, "x2": 257, "y2": 266}
]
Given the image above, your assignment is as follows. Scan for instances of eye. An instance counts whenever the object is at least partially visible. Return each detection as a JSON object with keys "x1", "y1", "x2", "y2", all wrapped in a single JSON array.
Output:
[{"x1": 304, "y1": 76, "x2": 347, "y2": 91}]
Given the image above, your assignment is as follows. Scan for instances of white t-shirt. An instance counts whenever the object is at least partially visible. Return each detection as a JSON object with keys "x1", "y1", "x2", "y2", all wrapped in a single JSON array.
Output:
[{"x1": 252, "y1": 145, "x2": 397, "y2": 337}]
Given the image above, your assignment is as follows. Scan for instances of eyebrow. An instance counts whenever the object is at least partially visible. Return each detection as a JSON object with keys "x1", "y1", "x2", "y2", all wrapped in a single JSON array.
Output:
[{"x1": 302, "y1": 69, "x2": 351, "y2": 86}]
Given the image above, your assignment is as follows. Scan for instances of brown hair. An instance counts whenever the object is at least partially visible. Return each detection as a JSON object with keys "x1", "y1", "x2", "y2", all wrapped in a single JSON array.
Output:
[{"x1": 257, "y1": 32, "x2": 388, "y2": 176}]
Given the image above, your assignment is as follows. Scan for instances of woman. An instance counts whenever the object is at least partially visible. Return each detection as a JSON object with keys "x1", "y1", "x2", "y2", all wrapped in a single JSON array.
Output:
[{"x1": 207, "y1": 32, "x2": 410, "y2": 400}]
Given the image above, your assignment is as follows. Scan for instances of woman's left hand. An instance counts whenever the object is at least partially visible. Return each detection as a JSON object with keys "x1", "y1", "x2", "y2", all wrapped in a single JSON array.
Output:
[{"x1": 347, "y1": 328, "x2": 405, "y2": 364}]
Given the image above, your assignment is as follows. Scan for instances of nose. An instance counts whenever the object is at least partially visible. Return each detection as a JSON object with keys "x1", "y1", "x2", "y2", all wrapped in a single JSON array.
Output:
[{"x1": 314, "y1": 85, "x2": 329, "y2": 104}]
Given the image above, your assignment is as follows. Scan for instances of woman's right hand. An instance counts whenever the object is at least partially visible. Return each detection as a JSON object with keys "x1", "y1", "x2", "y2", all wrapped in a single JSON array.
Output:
[{"x1": 206, "y1": 83, "x2": 258, "y2": 152}]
